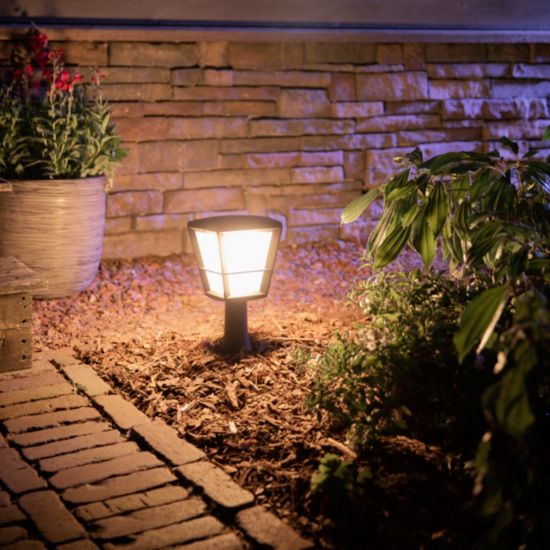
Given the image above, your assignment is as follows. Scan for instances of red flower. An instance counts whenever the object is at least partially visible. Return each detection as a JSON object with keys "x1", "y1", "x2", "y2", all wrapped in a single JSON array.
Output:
[
  {"x1": 24, "y1": 64, "x2": 33, "y2": 77},
  {"x1": 48, "y1": 49, "x2": 63, "y2": 62},
  {"x1": 29, "y1": 30, "x2": 48, "y2": 52},
  {"x1": 36, "y1": 50, "x2": 50, "y2": 68}
]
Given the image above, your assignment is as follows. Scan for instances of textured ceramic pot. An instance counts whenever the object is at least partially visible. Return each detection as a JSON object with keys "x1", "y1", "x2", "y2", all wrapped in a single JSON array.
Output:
[{"x1": 0, "y1": 177, "x2": 106, "y2": 299}]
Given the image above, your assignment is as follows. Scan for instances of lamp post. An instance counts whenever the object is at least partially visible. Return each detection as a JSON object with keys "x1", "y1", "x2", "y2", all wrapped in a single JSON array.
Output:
[{"x1": 187, "y1": 215, "x2": 282, "y2": 353}]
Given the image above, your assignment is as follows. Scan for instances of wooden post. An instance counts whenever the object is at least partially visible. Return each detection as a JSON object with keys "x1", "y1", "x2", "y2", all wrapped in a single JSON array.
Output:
[{"x1": 0, "y1": 257, "x2": 46, "y2": 372}]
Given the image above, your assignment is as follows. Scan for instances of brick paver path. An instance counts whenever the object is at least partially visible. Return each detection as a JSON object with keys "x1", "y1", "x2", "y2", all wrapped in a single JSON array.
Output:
[{"x1": 0, "y1": 350, "x2": 312, "y2": 549}]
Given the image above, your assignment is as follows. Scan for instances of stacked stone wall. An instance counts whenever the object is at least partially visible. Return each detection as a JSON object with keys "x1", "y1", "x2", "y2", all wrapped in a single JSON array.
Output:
[{"x1": 1, "y1": 35, "x2": 548, "y2": 258}]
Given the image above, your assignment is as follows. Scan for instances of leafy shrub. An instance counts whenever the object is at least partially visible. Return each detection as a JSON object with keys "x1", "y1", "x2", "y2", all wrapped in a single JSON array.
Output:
[
  {"x1": 309, "y1": 270, "x2": 491, "y2": 451},
  {"x1": 312, "y1": 130, "x2": 550, "y2": 546}
]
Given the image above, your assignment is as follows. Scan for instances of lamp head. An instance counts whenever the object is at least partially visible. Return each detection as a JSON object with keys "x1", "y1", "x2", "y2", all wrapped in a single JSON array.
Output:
[{"x1": 188, "y1": 215, "x2": 282, "y2": 302}]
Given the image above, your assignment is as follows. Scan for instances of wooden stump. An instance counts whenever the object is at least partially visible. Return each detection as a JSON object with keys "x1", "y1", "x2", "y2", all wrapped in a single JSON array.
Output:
[{"x1": 0, "y1": 257, "x2": 45, "y2": 372}]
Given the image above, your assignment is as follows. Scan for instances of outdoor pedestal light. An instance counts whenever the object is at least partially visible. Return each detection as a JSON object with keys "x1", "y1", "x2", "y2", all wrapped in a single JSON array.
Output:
[{"x1": 188, "y1": 215, "x2": 282, "y2": 353}]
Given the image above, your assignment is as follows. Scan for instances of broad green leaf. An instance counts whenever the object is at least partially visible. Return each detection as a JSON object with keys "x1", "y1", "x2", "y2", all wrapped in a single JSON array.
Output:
[
  {"x1": 373, "y1": 224, "x2": 410, "y2": 269},
  {"x1": 499, "y1": 136, "x2": 519, "y2": 155},
  {"x1": 454, "y1": 286, "x2": 509, "y2": 362},
  {"x1": 412, "y1": 212, "x2": 436, "y2": 269},
  {"x1": 340, "y1": 188, "x2": 381, "y2": 224},
  {"x1": 384, "y1": 169, "x2": 410, "y2": 198},
  {"x1": 421, "y1": 152, "x2": 468, "y2": 174},
  {"x1": 405, "y1": 147, "x2": 423, "y2": 165},
  {"x1": 543, "y1": 124, "x2": 550, "y2": 141},
  {"x1": 426, "y1": 182, "x2": 448, "y2": 236}
]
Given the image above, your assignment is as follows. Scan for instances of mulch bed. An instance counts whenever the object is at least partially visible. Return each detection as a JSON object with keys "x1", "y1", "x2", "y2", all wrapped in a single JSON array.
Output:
[{"x1": 33, "y1": 241, "x2": 475, "y2": 548}]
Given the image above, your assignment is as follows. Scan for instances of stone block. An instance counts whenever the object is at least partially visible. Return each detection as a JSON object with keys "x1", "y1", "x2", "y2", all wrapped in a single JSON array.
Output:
[
  {"x1": 344, "y1": 150, "x2": 366, "y2": 180},
  {"x1": 429, "y1": 80, "x2": 490, "y2": 99},
  {"x1": 304, "y1": 133, "x2": 394, "y2": 152},
  {"x1": 329, "y1": 73, "x2": 356, "y2": 101},
  {"x1": 385, "y1": 100, "x2": 440, "y2": 115},
  {"x1": 278, "y1": 89, "x2": 330, "y2": 118},
  {"x1": 132, "y1": 420, "x2": 204, "y2": 465},
  {"x1": 10, "y1": 420, "x2": 112, "y2": 448},
  {"x1": 332, "y1": 101, "x2": 384, "y2": 118},
  {"x1": 174, "y1": 86, "x2": 280, "y2": 101},
  {"x1": 49, "y1": 452, "x2": 163, "y2": 489},
  {"x1": 356, "y1": 114, "x2": 440, "y2": 133},
  {"x1": 304, "y1": 43, "x2": 375, "y2": 64},
  {"x1": 51, "y1": 41, "x2": 108, "y2": 65},
  {"x1": 19, "y1": 491, "x2": 86, "y2": 543},
  {"x1": 184, "y1": 168, "x2": 289, "y2": 189},
  {"x1": 177, "y1": 460, "x2": 254, "y2": 509},
  {"x1": 170, "y1": 69, "x2": 202, "y2": 86},
  {"x1": 512, "y1": 63, "x2": 550, "y2": 79},
  {"x1": 227, "y1": 42, "x2": 303, "y2": 70},
  {"x1": 488, "y1": 43, "x2": 529, "y2": 62},
  {"x1": 426, "y1": 43, "x2": 487, "y2": 62},
  {"x1": 0, "y1": 448, "x2": 47, "y2": 493},
  {"x1": 356, "y1": 72, "x2": 428, "y2": 101},
  {"x1": 532, "y1": 44, "x2": 550, "y2": 62},
  {"x1": 202, "y1": 69, "x2": 234, "y2": 86},
  {"x1": 0, "y1": 382, "x2": 73, "y2": 408},
  {"x1": 482, "y1": 120, "x2": 550, "y2": 140},
  {"x1": 233, "y1": 70, "x2": 330, "y2": 88},
  {"x1": 39, "y1": 442, "x2": 139, "y2": 473},
  {"x1": 398, "y1": 128, "x2": 481, "y2": 146},
  {"x1": 222, "y1": 101, "x2": 277, "y2": 117},
  {"x1": 63, "y1": 467, "x2": 177, "y2": 504},
  {"x1": 102, "y1": 231, "x2": 183, "y2": 259},
  {"x1": 107, "y1": 191, "x2": 163, "y2": 218},
  {"x1": 288, "y1": 208, "x2": 342, "y2": 226},
  {"x1": 91, "y1": 498, "x2": 206, "y2": 540},
  {"x1": 139, "y1": 141, "x2": 220, "y2": 173},
  {"x1": 101, "y1": 83, "x2": 173, "y2": 102},
  {"x1": 376, "y1": 44, "x2": 402, "y2": 65},
  {"x1": 105, "y1": 218, "x2": 133, "y2": 235},
  {"x1": 5, "y1": 408, "x2": 101, "y2": 434},
  {"x1": 100, "y1": 67, "x2": 170, "y2": 83},
  {"x1": 112, "y1": 173, "x2": 182, "y2": 193},
  {"x1": 110, "y1": 42, "x2": 197, "y2": 67},
  {"x1": 112, "y1": 118, "x2": 168, "y2": 142},
  {"x1": 403, "y1": 43, "x2": 426, "y2": 70},
  {"x1": 164, "y1": 188, "x2": 244, "y2": 214},
  {"x1": 427, "y1": 63, "x2": 509, "y2": 79},
  {"x1": 250, "y1": 118, "x2": 354, "y2": 137},
  {"x1": 286, "y1": 225, "x2": 339, "y2": 244},
  {"x1": 23, "y1": 430, "x2": 124, "y2": 461},
  {"x1": 60, "y1": 363, "x2": 112, "y2": 396},
  {"x1": 168, "y1": 117, "x2": 247, "y2": 139},
  {"x1": 0, "y1": 394, "x2": 89, "y2": 421},
  {"x1": 135, "y1": 214, "x2": 191, "y2": 232},
  {"x1": 93, "y1": 394, "x2": 149, "y2": 430},
  {"x1": 290, "y1": 166, "x2": 343, "y2": 184},
  {"x1": 220, "y1": 137, "x2": 301, "y2": 154},
  {"x1": 237, "y1": 505, "x2": 313, "y2": 550},
  {"x1": 199, "y1": 41, "x2": 228, "y2": 68},
  {"x1": 101, "y1": 516, "x2": 224, "y2": 550},
  {"x1": 76, "y1": 485, "x2": 189, "y2": 522},
  {"x1": 492, "y1": 80, "x2": 550, "y2": 98}
]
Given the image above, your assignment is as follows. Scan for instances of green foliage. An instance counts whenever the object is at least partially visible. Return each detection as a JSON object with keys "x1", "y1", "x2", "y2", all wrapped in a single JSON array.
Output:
[
  {"x1": 341, "y1": 140, "x2": 550, "y2": 284},
  {"x1": 331, "y1": 130, "x2": 550, "y2": 547},
  {"x1": 473, "y1": 289, "x2": 550, "y2": 548},
  {"x1": 0, "y1": 28, "x2": 126, "y2": 180},
  {"x1": 308, "y1": 270, "x2": 490, "y2": 451}
]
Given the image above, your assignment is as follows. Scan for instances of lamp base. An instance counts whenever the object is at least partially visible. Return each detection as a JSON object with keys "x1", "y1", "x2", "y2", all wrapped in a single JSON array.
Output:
[{"x1": 223, "y1": 300, "x2": 251, "y2": 353}]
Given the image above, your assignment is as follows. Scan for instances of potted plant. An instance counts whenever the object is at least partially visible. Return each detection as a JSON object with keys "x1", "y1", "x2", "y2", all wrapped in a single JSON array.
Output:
[{"x1": 0, "y1": 27, "x2": 126, "y2": 298}]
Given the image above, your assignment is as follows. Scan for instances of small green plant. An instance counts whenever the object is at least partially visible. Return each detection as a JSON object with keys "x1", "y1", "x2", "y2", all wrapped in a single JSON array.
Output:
[
  {"x1": 0, "y1": 27, "x2": 126, "y2": 180},
  {"x1": 309, "y1": 271, "x2": 490, "y2": 450}
]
